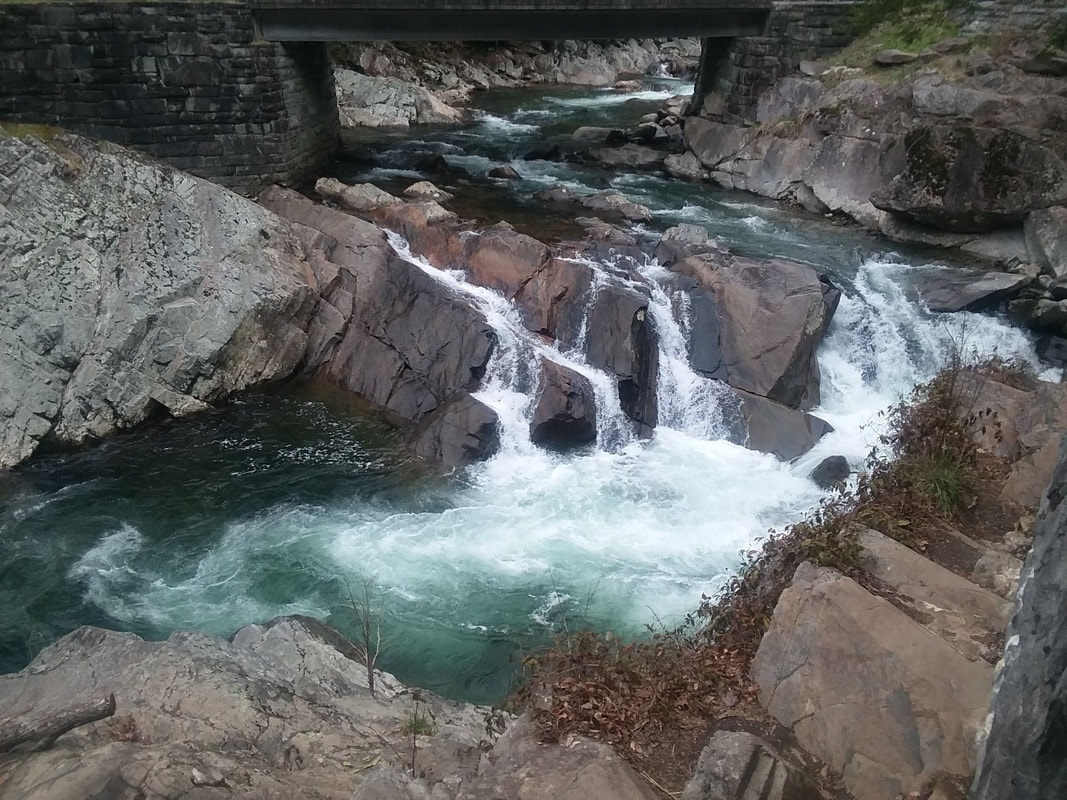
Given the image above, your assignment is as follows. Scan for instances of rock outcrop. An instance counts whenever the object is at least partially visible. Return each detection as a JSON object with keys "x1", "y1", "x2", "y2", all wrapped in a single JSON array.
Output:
[
  {"x1": 0, "y1": 616, "x2": 659, "y2": 800},
  {"x1": 752, "y1": 562, "x2": 994, "y2": 799},
  {"x1": 680, "y1": 36, "x2": 1067, "y2": 264},
  {"x1": 0, "y1": 132, "x2": 317, "y2": 469},
  {"x1": 335, "y1": 68, "x2": 466, "y2": 129},
  {"x1": 971, "y1": 437, "x2": 1067, "y2": 800}
]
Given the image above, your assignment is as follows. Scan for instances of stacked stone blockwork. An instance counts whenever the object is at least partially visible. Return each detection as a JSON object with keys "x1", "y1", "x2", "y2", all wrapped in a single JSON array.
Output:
[
  {"x1": 0, "y1": 2, "x2": 339, "y2": 194},
  {"x1": 697, "y1": 1, "x2": 857, "y2": 120}
]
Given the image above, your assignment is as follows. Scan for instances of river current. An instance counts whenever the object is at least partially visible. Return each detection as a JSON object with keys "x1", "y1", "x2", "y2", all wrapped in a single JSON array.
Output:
[{"x1": 0, "y1": 80, "x2": 1054, "y2": 703}]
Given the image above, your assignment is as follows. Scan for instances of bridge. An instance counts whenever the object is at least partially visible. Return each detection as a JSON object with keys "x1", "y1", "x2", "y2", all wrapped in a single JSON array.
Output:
[
  {"x1": 0, "y1": 1, "x2": 855, "y2": 194},
  {"x1": 250, "y1": 0, "x2": 773, "y2": 41}
]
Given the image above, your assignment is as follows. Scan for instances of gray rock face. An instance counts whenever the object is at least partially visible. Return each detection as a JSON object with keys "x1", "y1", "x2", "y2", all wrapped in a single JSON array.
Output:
[
  {"x1": 971, "y1": 437, "x2": 1067, "y2": 800},
  {"x1": 334, "y1": 68, "x2": 465, "y2": 128},
  {"x1": 912, "y1": 267, "x2": 1029, "y2": 311},
  {"x1": 809, "y1": 455, "x2": 850, "y2": 488},
  {"x1": 871, "y1": 124, "x2": 1067, "y2": 232},
  {"x1": 654, "y1": 223, "x2": 725, "y2": 267},
  {"x1": 259, "y1": 188, "x2": 497, "y2": 427},
  {"x1": 752, "y1": 562, "x2": 994, "y2": 799},
  {"x1": 1026, "y1": 205, "x2": 1067, "y2": 277},
  {"x1": 674, "y1": 253, "x2": 837, "y2": 410},
  {"x1": 0, "y1": 132, "x2": 317, "y2": 469},
  {"x1": 0, "y1": 617, "x2": 492, "y2": 799},
  {"x1": 531, "y1": 360, "x2": 598, "y2": 450}
]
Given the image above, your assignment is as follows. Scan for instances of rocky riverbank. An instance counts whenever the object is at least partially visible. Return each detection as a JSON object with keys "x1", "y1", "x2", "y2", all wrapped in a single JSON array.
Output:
[
  {"x1": 330, "y1": 39, "x2": 699, "y2": 128},
  {"x1": 0, "y1": 128, "x2": 843, "y2": 470}
]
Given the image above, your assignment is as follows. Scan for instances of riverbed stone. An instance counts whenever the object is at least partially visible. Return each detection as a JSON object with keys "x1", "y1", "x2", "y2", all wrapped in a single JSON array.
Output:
[
  {"x1": 912, "y1": 267, "x2": 1029, "y2": 312},
  {"x1": 654, "y1": 223, "x2": 725, "y2": 267},
  {"x1": 530, "y1": 359, "x2": 597, "y2": 450},
  {"x1": 752, "y1": 562, "x2": 994, "y2": 800},
  {"x1": 874, "y1": 49, "x2": 919, "y2": 66},
  {"x1": 403, "y1": 181, "x2": 454, "y2": 203}
]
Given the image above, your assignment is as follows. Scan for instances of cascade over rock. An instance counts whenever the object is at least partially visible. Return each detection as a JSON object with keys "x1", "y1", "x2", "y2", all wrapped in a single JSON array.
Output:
[{"x1": 259, "y1": 189, "x2": 498, "y2": 430}]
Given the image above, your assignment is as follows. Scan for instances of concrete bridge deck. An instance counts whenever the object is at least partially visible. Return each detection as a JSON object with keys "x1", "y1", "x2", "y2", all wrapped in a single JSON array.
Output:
[{"x1": 250, "y1": 0, "x2": 773, "y2": 41}]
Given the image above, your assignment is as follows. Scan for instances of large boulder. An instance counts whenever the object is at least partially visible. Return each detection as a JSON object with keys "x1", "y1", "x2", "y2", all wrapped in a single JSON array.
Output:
[
  {"x1": 582, "y1": 283, "x2": 659, "y2": 435},
  {"x1": 1025, "y1": 205, "x2": 1067, "y2": 277},
  {"x1": 0, "y1": 618, "x2": 490, "y2": 800},
  {"x1": 753, "y1": 562, "x2": 994, "y2": 799},
  {"x1": 0, "y1": 132, "x2": 317, "y2": 469},
  {"x1": 412, "y1": 392, "x2": 500, "y2": 467},
  {"x1": 971, "y1": 438, "x2": 1067, "y2": 800},
  {"x1": 513, "y1": 257, "x2": 595, "y2": 341},
  {"x1": 674, "y1": 253, "x2": 838, "y2": 409},
  {"x1": 912, "y1": 267, "x2": 1029, "y2": 312},
  {"x1": 530, "y1": 360, "x2": 597, "y2": 450},
  {"x1": 654, "y1": 223, "x2": 725, "y2": 267},
  {"x1": 734, "y1": 390, "x2": 833, "y2": 461},
  {"x1": 316, "y1": 177, "x2": 400, "y2": 213},
  {"x1": 334, "y1": 68, "x2": 464, "y2": 128},
  {"x1": 871, "y1": 125, "x2": 1067, "y2": 233},
  {"x1": 259, "y1": 189, "x2": 497, "y2": 430}
]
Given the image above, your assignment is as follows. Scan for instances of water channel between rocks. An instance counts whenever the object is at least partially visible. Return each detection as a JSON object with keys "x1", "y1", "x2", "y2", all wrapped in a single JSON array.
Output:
[{"x1": 0, "y1": 80, "x2": 1055, "y2": 704}]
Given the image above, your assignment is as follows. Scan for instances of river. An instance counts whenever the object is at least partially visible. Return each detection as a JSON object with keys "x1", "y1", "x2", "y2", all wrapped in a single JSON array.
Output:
[{"x1": 0, "y1": 79, "x2": 1053, "y2": 704}]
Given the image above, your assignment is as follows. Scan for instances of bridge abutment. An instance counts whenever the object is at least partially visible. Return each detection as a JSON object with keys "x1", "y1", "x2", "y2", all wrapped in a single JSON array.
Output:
[
  {"x1": 693, "y1": 1, "x2": 859, "y2": 120},
  {"x1": 0, "y1": 2, "x2": 339, "y2": 194}
]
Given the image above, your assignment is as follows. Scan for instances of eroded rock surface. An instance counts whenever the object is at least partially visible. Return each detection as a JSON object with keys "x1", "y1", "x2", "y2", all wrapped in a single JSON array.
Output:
[
  {"x1": 752, "y1": 562, "x2": 993, "y2": 799},
  {"x1": 0, "y1": 617, "x2": 490, "y2": 800},
  {"x1": 0, "y1": 132, "x2": 317, "y2": 469},
  {"x1": 972, "y1": 437, "x2": 1067, "y2": 800}
]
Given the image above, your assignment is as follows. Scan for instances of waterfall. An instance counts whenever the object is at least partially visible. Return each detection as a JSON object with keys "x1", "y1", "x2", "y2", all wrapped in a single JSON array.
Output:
[{"x1": 386, "y1": 233, "x2": 635, "y2": 453}]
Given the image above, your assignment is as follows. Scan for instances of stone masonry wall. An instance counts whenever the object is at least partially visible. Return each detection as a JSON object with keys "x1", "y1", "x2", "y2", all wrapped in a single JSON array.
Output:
[
  {"x1": 699, "y1": 1, "x2": 859, "y2": 120},
  {"x1": 0, "y1": 2, "x2": 339, "y2": 194}
]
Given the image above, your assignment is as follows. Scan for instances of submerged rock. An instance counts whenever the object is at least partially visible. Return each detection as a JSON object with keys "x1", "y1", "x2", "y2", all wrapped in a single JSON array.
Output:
[{"x1": 809, "y1": 455, "x2": 850, "y2": 488}]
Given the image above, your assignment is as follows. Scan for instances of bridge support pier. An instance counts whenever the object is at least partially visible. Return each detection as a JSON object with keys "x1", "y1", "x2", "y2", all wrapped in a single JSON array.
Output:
[{"x1": 0, "y1": 2, "x2": 340, "y2": 195}]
